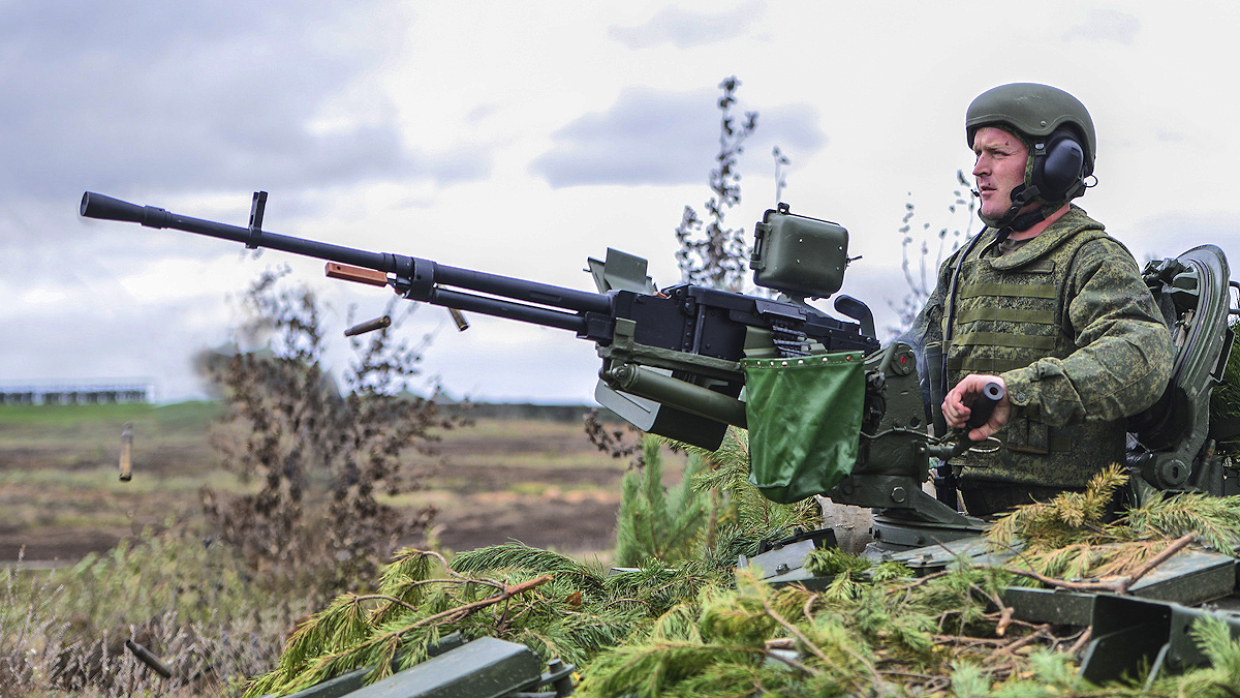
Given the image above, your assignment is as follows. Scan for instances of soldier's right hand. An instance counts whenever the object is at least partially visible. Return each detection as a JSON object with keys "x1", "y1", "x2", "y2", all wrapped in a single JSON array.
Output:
[{"x1": 943, "y1": 374, "x2": 1010, "y2": 442}]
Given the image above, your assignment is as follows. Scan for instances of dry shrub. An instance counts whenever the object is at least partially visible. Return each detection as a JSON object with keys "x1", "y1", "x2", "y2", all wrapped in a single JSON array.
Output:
[
  {"x1": 1, "y1": 526, "x2": 300, "y2": 697},
  {"x1": 197, "y1": 269, "x2": 466, "y2": 596}
]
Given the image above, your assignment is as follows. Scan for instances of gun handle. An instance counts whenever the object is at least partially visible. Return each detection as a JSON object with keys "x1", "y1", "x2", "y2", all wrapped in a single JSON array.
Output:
[{"x1": 965, "y1": 381, "x2": 1005, "y2": 430}]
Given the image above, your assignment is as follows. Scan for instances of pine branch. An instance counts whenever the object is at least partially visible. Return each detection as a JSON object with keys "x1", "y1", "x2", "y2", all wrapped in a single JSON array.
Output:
[
  {"x1": 1116, "y1": 532, "x2": 1197, "y2": 593},
  {"x1": 451, "y1": 543, "x2": 604, "y2": 590},
  {"x1": 987, "y1": 465, "x2": 1130, "y2": 552},
  {"x1": 402, "y1": 575, "x2": 552, "y2": 630},
  {"x1": 353, "y1": 594, "x2": 420, "y2": 614},
  {"x1": 760, "y1": 595, "x2": 833, "y2": 673},
  {"x1": 763, "y1": 645, "x2": 821, "y2": 676},
  {"x1": 1006, "y1": 533, "x2": 1196, "y2": 595},
  {"x1": 1126, "y1": 492, "x2": 1240, "y2": 553}
]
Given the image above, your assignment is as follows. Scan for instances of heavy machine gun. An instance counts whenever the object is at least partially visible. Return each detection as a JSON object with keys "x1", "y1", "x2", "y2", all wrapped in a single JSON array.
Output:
[{"x1": 80, "y1": 191, "x2": 881, "y2": 451}]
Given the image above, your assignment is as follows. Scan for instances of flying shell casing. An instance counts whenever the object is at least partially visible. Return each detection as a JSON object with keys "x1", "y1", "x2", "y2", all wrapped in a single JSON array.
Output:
[{"x1": 119, "y1": 423, "x2": 133, "y2": 482}]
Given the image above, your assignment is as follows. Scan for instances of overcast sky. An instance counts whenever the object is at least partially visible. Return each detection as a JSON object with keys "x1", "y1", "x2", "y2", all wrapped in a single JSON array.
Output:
[{"x1": 3, "y1": 0, "x2": 1238, "y2": 404}]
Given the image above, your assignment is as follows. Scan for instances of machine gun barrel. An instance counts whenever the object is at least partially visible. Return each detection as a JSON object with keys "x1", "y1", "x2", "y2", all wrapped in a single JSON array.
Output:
[
  {"x1": 82, "y1": 192, "x2": 392, "y2": 270},
  {"x1": 80, "y1": 192, "x2": 612, "y2": 334}
]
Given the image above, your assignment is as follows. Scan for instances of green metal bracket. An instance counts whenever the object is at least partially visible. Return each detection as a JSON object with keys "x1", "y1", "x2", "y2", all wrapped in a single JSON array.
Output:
[
  {"x1": 1079, "y1": 594, "x2": 1240, "y2": 688},
  {"x1": 267, "y1": 636, "x2": 574, "y2": 698},
  {"x1": 265, "y1": 633, "x2": 467, "y2": 698},
  {"x1": 736, "y1": 529, "x2": 839, "y2": 590}
]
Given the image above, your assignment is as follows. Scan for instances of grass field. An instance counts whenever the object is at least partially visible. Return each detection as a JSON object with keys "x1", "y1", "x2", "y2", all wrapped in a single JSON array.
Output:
[
  {"x1": 0, "y1": 402, "x2": 645, "y2": 563},
  {"x1": 0, "y1": 402, "x2": 671, "y2": 696}
]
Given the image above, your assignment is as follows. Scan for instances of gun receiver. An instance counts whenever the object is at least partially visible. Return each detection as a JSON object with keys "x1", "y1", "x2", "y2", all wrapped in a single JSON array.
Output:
[{"x1": 81, "y1": 191, "x2": 880, "y2": 451}]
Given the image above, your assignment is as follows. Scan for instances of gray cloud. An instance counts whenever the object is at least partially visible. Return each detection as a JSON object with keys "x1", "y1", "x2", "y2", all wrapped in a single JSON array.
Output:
[
  {"x1": 531, "y1": 87, "x2": 826, "y2": 188},
  {"x1": 1062, "y1": 9, "x2": 1141, "y2": 45},
  {"x1": 609, "y1": 3, "x2": 766, "y2": 49},
  {"x1": 0, "y1": 1, "x2": 488, "y2": 209},
  {"x1": 1128, "y1": 211, "x2": 1240, "y2": 263}
]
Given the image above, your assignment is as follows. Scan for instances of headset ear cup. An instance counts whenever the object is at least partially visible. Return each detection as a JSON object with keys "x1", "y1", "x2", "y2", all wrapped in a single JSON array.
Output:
[{"x1": 1035, "y1": 132, "x2": 1085, "y2": 200}]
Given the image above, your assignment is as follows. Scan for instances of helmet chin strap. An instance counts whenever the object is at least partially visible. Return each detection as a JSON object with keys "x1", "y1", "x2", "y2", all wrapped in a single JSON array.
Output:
[{"x1": 979, "y1": 183, "x2": 1049, "y2": 243}]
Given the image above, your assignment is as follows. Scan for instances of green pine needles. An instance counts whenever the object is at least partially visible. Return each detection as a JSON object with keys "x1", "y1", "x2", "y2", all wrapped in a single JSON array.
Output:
[
  {"x1": 689, "y1": 428, "x2": 822, "y2": 536},
  {"x1": 615, "y1": 429, "x2": 821, "y2": 569},
  {"x1": 614, "y1": 435, "x2": 711, "y2": 567},
  {"x1": 245, "y1": 541, "x2": 1240, "y2": 696},
  {"x1": 243, "y1": 545, "x2": 727, "y2": 697},
  {"x1": 244, "y1": 453, "x2": 1240, "y2": 697},
  {"x1": 989, "y1": 465, "x2": 1240, "y2": 585}
]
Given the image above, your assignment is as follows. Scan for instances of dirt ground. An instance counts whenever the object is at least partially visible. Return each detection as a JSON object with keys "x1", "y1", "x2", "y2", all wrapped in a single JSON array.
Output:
[
  {"x1": 0, "y1": 476, "x2": 624, "y2": 564},
  {"x1": 0, "y1": 411, "x2": 639, "y2": 565},
  {"x1": 428, "y1": 488, "x2": 621, "y2": 556}
]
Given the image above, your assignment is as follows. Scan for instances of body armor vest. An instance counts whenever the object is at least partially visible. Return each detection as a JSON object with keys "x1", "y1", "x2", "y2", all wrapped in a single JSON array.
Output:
[{"x1": 945, "y1": 209, "x2": 1124, "y2": 488}]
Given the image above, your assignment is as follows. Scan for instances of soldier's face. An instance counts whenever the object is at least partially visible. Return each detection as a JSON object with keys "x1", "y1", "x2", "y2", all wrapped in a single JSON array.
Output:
[{"x1": 972, "y1": 126, "x2": 1031, "y2": 220}]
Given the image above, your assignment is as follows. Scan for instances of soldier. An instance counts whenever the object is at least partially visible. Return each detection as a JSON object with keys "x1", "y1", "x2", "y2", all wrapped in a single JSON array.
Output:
[{"x1": 911, "y1": 83, "x2": 1173, "y2": 516}]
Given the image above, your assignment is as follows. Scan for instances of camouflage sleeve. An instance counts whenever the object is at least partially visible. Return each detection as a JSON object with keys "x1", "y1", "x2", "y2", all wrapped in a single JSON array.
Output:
[{"x1": 1001, "y1": 238, "x2": 1173, "y2": 427}]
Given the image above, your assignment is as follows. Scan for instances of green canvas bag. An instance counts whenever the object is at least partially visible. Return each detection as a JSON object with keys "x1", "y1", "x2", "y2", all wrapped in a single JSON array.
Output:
[{"x1": 742, "y1": 351, "x2": 866, "y2": 503}]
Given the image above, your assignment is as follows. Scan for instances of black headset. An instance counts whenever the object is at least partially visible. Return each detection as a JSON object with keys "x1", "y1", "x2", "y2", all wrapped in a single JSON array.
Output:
[{"x1": 1031, "y1": 127, "x2": 1087, "y2": 202}]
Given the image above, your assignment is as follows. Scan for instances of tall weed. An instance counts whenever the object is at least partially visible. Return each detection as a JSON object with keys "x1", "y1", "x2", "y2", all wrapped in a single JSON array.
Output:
[{"x1": 0, "y1": 525, "x2": 310, "y2": 697}]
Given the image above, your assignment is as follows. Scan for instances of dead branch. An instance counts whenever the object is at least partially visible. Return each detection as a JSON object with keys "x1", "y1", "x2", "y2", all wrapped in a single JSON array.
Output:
[
  {"x1": 1067, "y1": 627, "x2": 1092, "y2": 655},
  {"x1": 350, "y1": 594, "x2": 420, "y2": 614},
  {"x1": 971, "y1": 583, "x2": 1016, "y2": 637},
  {"x1": 402, "y1": 575, "x2": 554, "y2": 633},
  {"x1": 1115, "y1": 533, "x2": 1196, "y2": 594},
  {"x1": 932, "y1": 634, "x2": 1006, "y2": 648},
  {"x1": 1005, "y1": 532, "x2": 1197, "y2": 595},
  {"x1": 764, "y1": 638, "x2": 795, "y2": 650},
  {"x1": 801, "y1": 593, "x2": 819, "y2": 624},
  {"x1": 995, "y1": 605, "x2": 1015, "y2": 637},
  {"x1": 763, "y1": 647, "x2": 821, "y2": 676},
  {"x1": 762, "y1": 599, "x2": 832, "y2": 667},
  {"x1": 989, "y1": 624, "x2": 1051, "y2": 660},
  {"x1": 1004, "y1": 568, "x2": 1119, "y2": 592}
]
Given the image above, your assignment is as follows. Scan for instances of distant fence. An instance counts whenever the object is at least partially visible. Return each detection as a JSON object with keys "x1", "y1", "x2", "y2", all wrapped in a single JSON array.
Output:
[{"x1": 0, "y1": 382, "x2": 155, "y2": 406}]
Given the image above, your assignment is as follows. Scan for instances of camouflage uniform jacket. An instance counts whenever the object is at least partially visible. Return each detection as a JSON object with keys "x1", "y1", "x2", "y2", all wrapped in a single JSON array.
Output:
[{"x1": 907, "y1": 206, "x2": 1173, "y2": 488}]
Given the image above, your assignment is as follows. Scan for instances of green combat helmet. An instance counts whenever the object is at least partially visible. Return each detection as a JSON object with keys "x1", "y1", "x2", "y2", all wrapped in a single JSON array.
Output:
[{"x1": 965, "y1": 82, "x2": 1095, "y2": 231}]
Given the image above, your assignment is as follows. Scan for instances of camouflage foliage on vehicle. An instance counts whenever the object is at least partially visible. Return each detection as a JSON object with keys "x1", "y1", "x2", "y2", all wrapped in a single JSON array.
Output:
[{"x1": 243, "y1": 461, "x2": 1240, "y2": 697}]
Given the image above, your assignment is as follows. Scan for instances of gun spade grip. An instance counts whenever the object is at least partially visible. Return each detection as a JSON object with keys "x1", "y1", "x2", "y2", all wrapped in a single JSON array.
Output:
[{"x1": 966, "y1": 381, "x2": 1005, "y2": 430}]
